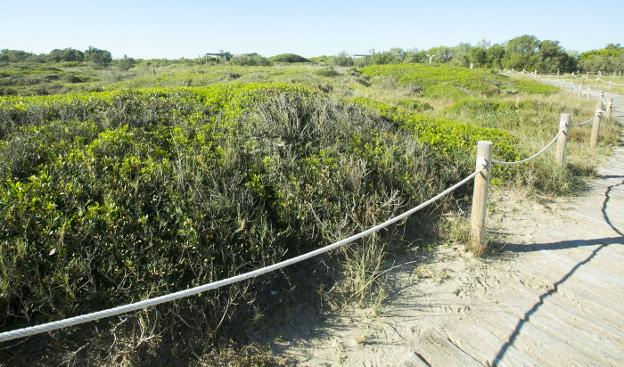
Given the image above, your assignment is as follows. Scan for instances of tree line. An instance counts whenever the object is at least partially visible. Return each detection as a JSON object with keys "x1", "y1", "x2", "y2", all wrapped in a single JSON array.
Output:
[
  {"x1": 328, "y1": 35, "x2": 621, "y2": 73},
  {"x1": 2, "y1": 35, "x2": 623, "y2": 73},
  {"x1": 0, "y1": 47, "x2": 118, "y2": 68}
]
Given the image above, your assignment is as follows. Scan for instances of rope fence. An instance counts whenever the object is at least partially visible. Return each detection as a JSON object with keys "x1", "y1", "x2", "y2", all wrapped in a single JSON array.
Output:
[
  {"x1": 513, "y1": 70, "x2": 624, "y2": 87},
  {"x1": 0, "y1": 170, "x2": 481, "y2": 342},
  {"x1": 491, "y1": 131, "x2": 561, "y2": 166},
  {"x1": 0, "y1": 68, "x2": 616, "y2": 344},
  {"x1": 572, "y1": 116, "x2": 595, "y2": 127},
  {"x1": 505, "y1": 69, "x2": 615, "y2": 122}
]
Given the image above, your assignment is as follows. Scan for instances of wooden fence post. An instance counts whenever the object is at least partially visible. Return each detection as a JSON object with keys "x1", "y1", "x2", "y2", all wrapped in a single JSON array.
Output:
[
  {"x1": 555, "y1": 114, "x2": 570, "y2": 166},
  {"x1": 596, "y1": 96, "x2": 604, "y2": 111},
  {"x1": 578, "y1": 80, "x2": 584, "y2": 97},
  {"x1": 606, "y1": 98, "x2": 613, "y2": 121},
  {"x1": 590, "y1": 110, "x2": 603, "y2": 148},
  {"x1": 470, "y1": 141, "x2": 492, "y2": 255},
  {"x1": 586, "y1": 87, "x2": 591, "y2": 99}
]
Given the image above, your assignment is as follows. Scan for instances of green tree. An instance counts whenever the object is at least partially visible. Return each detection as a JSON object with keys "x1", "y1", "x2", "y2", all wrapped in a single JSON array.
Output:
[
  {"x1": 332, "y1": 51, "x2": 354, "y2": 66},
  {"x1": 0, "y1": 49, "x2": 38, "y2": 62},
  {"x1": 84, "y1": 46, "x2": 112, "y2": 68},
  {"x1": 427, "y1": 46, "x2": 453, "y2": 63},
  {"x1": 536, "y1": 40, "x2": 576, "y2": 73},
  {"x1": 229, "y1": 53, "x2": 272, "y2": 66},
  {"x1": 405, "y1": 49, "x2": 427, "y2": 63},
  {"x1": 368, "y1": 48, "x2": 406, "y2": 65},
  {"x1": 118, "y1": 55, "x2": 136, "y2": 70},
  {"x1": 579, "y1": 45, "x2": 624, "y2": 72},
  {"x1": 269, "y1": 53, "x2": 309, "y2": 63},
  {"x1": 450, "y1": 43, "x2": 472, "y2": 66},
  {"x1": 48, "y1": 48, "x2": 84, "y2": 62},
  {"x1": 503, "y1": 35, "x2": 541, "y2": 70},
  {"x1": 468, "y1": 47, "x2": 487, "y2": 67},
  {"x1": 485, "y1": 44, "x2": 505, "y2": 68}
]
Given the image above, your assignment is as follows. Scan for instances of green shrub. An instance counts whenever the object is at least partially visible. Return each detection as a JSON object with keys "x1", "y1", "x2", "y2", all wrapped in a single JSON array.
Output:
[
  {"x1": 84, "y1": 46, "x2": 112, "y2": 68},
  {"x1": 396, "y1": 99, "x2": 433, "y2": 112},
  {"x1": 362, "y1": 64, "x2": 558, "y2": 97},
  {"x1": 316, "y1": 66, "x2": 339, "y2": 77},
  {"x1": 0, "y1": 83, "x2": 502, "y2": 363},
  {"x1": 332, "y1": 51, "x2": 354, "y2": 67},
  {"x1": 268, "y1": 53, "x2": 310, "y2": 63},
  {"x1": 350, "y1": 97, "x2": 519, "y2": 162},
  {"x1": 229, "y1": 53, "x2": 272, "y2": 66}
]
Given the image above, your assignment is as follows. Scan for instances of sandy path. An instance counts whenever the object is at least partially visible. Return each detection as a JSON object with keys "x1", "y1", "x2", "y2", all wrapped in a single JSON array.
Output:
[{"x1": 274, "y1": 95, "x2": 624, "y2": 366}]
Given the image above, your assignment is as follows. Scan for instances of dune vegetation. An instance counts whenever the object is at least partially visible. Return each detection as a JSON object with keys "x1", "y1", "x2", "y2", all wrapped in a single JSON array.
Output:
[{"x1": 0, "y1": 54, "x2": 620, "y2": 365}]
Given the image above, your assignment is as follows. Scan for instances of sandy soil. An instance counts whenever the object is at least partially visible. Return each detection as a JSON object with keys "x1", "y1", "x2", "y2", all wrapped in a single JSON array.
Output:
[{"x1": 262, "y1": 94, "x2": 624, "y2": 366}]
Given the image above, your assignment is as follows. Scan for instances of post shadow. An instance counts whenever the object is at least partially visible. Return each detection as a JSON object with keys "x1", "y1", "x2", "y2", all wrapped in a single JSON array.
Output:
[{"x1": 491, "y1": 176, "x2": 623, "y2": 366}]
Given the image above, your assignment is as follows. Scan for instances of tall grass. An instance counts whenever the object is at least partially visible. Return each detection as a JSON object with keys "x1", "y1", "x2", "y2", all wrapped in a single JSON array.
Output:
[{"x1": 444, "y1": 93, "x2": 621, "y2": 194}]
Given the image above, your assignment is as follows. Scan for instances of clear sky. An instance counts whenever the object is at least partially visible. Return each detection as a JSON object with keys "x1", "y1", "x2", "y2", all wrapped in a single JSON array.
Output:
[{"x1": 1, "y1": 0, "x2": 621, "y2": 59}]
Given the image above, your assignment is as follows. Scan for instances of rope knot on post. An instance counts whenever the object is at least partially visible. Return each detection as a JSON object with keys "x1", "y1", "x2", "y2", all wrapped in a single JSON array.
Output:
[
  {"x1": 590, "y1": 110, "x2": 603, "y2": 148},
  {"x1": 606, "y1": 98, "x2": 613, "y2": 121},
  {"x1": 469, "y1": 141, "x2": 492, "y2": 255},
  {"x1": 555, "y1": 114, "x2": 570, "y2": 166},
  {"x1": 476, "y1": 156, "x2": 488, "y2": 169}
]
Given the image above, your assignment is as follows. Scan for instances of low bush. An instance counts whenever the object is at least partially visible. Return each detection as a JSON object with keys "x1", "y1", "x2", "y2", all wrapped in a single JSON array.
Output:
[
  {"x1": 361, "y1": 64, "x2": 558, "y2": 97},
  {"x1": 0, "y1": 83, "x2": 516, "y2": 364},
  {"x1": 316, "y1": 66, "x2": 339, "y2": 77},
  {"x1": 350, "y1": 97, "x2": 519, "y2": 162},
  {"x1": 268, "y1": 53, "x2": 309, "y2": 63},
  {"x1": 229, "y1": 53, "x2": 272, "y2": 66}
]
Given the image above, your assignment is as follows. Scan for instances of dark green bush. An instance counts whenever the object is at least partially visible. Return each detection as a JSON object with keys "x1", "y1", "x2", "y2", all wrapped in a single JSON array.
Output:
[
  {"x1": 316, "y1": 66, "x2": 339, "y2": 77},
  {"x1": 268, "y1": 53, "x2": 309, "y2": 63},
  {"x1": 332, "y1": 51, "x2": 354, "y2": 67},
  {"x1": 229, "y1": 53, "x2": 272, "y2": 66}
]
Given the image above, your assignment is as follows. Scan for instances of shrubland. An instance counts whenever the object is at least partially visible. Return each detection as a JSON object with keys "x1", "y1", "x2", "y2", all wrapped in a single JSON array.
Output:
[
  {"x1": 361, "y1": 64, "x2": 558, "y2": 98},
  {"x1": 0, "y1": 82, "x2": 519, "y2": 364},
  {"x1": 0, "y1": 60, "x2": 619, "y2": 365}
]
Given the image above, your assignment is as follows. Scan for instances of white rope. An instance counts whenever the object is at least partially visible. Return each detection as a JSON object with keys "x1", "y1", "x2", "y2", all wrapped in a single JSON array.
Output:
[
  {"x1": 0, "y1": 170, "x2": 480, "y2": 343},
  {"x1": 572, "y1": 116, "x2": 595, "y2": 127},
  {"x1": 491, "y1": 131, "x2": 561, "y2": 166},
  {"x1": 597, "y1": 78, "x2": 624, "y2": 87}
]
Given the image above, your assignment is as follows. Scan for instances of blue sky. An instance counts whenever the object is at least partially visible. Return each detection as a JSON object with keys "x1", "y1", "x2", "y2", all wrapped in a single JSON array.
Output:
[{"x1": 1, "y1": 0, "x2": 621, "y2": 59}]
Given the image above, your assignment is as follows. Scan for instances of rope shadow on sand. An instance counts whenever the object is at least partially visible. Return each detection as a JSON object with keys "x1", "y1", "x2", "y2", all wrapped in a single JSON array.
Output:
[{"x1": 492, "y1": 177, "x2": 623, "y2": 366}]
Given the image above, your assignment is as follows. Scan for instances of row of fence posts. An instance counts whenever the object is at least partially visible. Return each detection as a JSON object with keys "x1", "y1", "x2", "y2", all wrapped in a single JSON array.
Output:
[{"x1": 469, "y1": 94, "x2": 614, "y2": 252}]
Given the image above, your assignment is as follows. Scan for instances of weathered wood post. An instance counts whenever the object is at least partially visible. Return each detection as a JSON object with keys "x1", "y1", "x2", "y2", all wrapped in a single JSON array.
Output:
[
  {"x1": 590, "y1": 110, "x2": 603, "y2": 148},
  {"x1": 606, "y1": 98, "x2": 613, "y2": 121},
  {"x1": 555, "y1": 114, "x2": 570, "y2": 166},
  {"x1": 470, "y1": 141, "x2": 492, "y2": 255},
  {"x1": 596, "y1": 95, "x2": 604, "y2": 111},
  {"x1": 586, "y1": 87, "x2": 591, "y2": 99},
  {"x1": 577, "y1": 82, "x2": 583, "y2": 97}
]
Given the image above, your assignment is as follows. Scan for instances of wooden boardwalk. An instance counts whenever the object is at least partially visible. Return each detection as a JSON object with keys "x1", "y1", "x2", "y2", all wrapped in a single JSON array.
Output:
[
  {"x1": 283, "y1": 95, "x2": 624, "y2": 366},
  {"x1": 401, "y1": 94, "x2": 624, "y2": 366}
]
